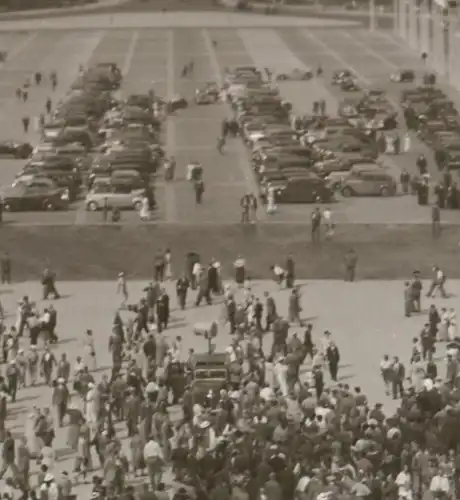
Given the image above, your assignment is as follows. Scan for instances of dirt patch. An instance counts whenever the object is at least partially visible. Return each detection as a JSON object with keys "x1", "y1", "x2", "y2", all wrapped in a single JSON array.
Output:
[{"x1": 0, "y1": 223, "x2": 457, "y2": 281}]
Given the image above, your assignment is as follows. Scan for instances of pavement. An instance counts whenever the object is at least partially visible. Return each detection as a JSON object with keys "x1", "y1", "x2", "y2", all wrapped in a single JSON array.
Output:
[
  {"x1": 0, "y1": 277, "x2": 455, "y2": 494},
  {"x1": 0, "y1": 26, "x2": 458, "y2": 226},
  {"x1": 0, "y1": 0, "x2": 132, "y2": 19}
]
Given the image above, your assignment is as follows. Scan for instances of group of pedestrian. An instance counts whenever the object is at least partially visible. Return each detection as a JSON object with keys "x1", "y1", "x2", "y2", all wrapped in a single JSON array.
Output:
[{"x1": 15, "y1": 70, "x2": 58, "y2": 135}]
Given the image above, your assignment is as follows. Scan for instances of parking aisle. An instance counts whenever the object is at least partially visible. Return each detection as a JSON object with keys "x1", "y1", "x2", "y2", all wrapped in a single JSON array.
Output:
[{"x1": 162, "y1": 28, "x2": 259, "y2": 224}]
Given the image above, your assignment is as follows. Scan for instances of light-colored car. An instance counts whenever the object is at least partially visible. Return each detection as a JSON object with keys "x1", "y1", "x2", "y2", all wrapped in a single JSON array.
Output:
[
  {"x1": 275, "y1": 68, "x2": 313, "y2": 81},
  {"x1": 340, "y1": 165, "x2": 397, "y2": 197},
  {"x1": 85, "y1": 184, "x2": 144, "y2": 211}
]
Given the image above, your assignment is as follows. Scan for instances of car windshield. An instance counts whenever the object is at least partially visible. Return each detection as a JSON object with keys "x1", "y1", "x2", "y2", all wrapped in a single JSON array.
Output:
[{"x1": 195, "y1": 369, "x2": 227, "y2": 379}]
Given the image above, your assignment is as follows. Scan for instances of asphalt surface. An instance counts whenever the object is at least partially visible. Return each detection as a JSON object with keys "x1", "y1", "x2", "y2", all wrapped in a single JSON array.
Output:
[
  {"x1": 0, "y1": 278, "x2": 455, "y2": 495},
  {"x1": 0, "y1": 27, "x2": 459, "y2": 225}
]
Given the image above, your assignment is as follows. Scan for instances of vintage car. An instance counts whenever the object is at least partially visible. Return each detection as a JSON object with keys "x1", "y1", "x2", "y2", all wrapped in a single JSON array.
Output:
[
  {"x1": 0, "y1": 140, "x2": 33, "y2": 159},
  {"x1": 191, "y1": 353, "x2": 229, "y2": 406},
  {"x1": 340, "y1": 165, "x2": 397, "y2": 197},
  {"x1": 268, "y1": 173, "x2": 334, "y2": 204},
  {"x1": 332, "y1": 69, "x2": 355, "y2": 85},
  {"x1": 195, "y1": 84, "x2": 220, "y2": 105},
  {"x1": 275, "y1": 68, "x2": 313, "y2": 81},
  {"x1": 340, "y1": 78, "x2": 360, "y2": 92},
  {"x1": 85, "y1": 184, "x2": 145, "y2": 211},
  {"x1": 1, "y1": 182, "x2": 69, "y2": 212},
  {"x1": 390, "y1": 69, "x2": 416, "y2": 83}
]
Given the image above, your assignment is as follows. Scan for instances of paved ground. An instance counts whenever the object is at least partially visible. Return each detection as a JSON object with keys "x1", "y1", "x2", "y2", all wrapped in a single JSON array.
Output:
[
  {"x1": 0, "y1": 26, "x2": 459, "y2": 225},
  {"x1": 0, "y1": 278, "x2": 454, "y2": 493}
]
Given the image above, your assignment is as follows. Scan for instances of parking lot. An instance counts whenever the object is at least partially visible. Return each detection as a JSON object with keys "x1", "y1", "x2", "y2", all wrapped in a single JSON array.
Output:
[{"x1": 0, "y1": 26, "x2": 459, "y2": 225}]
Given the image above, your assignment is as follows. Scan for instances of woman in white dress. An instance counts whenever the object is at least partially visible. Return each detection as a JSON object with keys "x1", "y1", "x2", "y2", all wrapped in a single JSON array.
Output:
[
  {"x1": 439, "y1": 308, "x2": 449, "y2": 341},
  {"x1": 164, "y1": 249, "x2": 173, "y2": 280},
  {"x1": 403, "y1": 132, "x2": 411, "y2": 153},
  {"x1": 448, "y1": 308, "x2": 457, "y2": 341},
  {"x1": 139, "y1": 196, "x2": 150, "y2": 221},
  {"x1": 266, "y1": 186, "x2": 277, "y2": 215}
]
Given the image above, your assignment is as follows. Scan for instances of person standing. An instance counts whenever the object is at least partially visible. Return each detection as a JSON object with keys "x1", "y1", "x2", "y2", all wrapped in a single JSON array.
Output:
[
  {"x1": 194, "y1": 179, "x2": 205, "y2": 205},
  {"x1": 176, "y1": 275, "x2": 190, "y2": 310},
  {"x1": 285, "y1": 256, "x2": 295, "y2": 289},
  {"x1": 311, "y1": 207, "x2": 321, "y2": 242},
  {"x1": 323, "y1": 207, "x2": 334, "y2": 238},
  {"x1": 117, "y1": 272, "x2": 128, "y2": 307},
  {"x1": 432, "y1": 202, "x2": 441, "y2": 239},
  {"x1": 264, "y1": 291, "x2": 277, "y2": 332},
  {"x1": 344, "y1": 249, "x2": 358, "y2": 282},
  {"x1": 326, "y1": 342, "x2": 340, "y2": 382},
  {"x1": 400, "y1": 169, "x2": 410, "y2": 194},
  {"x1": 0, "y1": 252, "x2": 11, "y2": 284},
  {"x1": 22, "y1": 116, "x2": 30, "y2": 133},
  {"x1": 391, "y1": 356, "x2": 405, "y2": 400},
  {"x1": 233, "y1": 256, "x2": 246, "y2": 287}
]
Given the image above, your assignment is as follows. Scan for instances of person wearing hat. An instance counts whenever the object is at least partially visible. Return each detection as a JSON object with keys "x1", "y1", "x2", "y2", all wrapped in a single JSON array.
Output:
[
  {"x1": 52, "y1": 378, "x2": 69, "y2": 427},
  {"x1": 40, "y1": 473, "x2": 59, "y2": 500},
  {"x1": 5, "y1": 359, "x2": 19, "y2": 402}
]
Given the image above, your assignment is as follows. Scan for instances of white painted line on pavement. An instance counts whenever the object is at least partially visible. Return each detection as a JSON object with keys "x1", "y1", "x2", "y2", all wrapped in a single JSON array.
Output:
[
  {"x1": 1, "y1": 32, "x2": 38, "y2": 68},
  {"x1": 122, "y1": 30, "x2": 139, "y2": 77},
  {"x1": 164, "y1": 29, "x2": 178, "y2": 224},
  {"x1": 201, "y1": 28, "x2": 266, "y2": 221},
  {"x1": 340, "y1": 31, "x2": 398, "y2": 71},
  {"x1": 301, "y1": 30, "x2": 372, "y2": 86}
]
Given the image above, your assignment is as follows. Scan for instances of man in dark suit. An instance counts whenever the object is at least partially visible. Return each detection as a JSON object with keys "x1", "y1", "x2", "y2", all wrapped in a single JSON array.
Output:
[
  {"x1": 326, "y1": 342, "x2": 340, "y2": 382},
  {"x1": 264, "y1": 292, "x2": 277, "y2": 332}
]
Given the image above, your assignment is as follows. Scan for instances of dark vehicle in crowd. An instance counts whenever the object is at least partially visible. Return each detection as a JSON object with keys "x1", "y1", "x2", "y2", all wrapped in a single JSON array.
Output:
[
  {"x1": 332, "y1": 69, "x2": 355, "y2": 85},
  {"x1": 191, "y1": 353, "x2": 229, "y2": 406},
  {"x1": 0, "y1": 140, "x2": 33, "y2": 159},
  {"x1": 1, "y1": 182, "x2": 69, "y2": 212},
  {"x1": 267, "y1": 174, "x2": 333, "y2": 204}
]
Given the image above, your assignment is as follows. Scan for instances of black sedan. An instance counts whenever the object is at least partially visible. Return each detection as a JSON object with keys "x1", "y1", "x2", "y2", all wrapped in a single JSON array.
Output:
[
  {"x1": 0, "y1": 140, "x2": 33, "y2": 159},
  {"x1": 1, "y1": 184, "x2": 69, "y2": 212}
]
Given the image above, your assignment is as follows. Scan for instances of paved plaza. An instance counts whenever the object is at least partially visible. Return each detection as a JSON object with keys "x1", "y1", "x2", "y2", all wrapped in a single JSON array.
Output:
[
  {"x1": 0, "y1": 21, "x2": 457, "y2": 225},
  {"x1": 0, "y1": 277, "x2": 456, "y2": 493}
]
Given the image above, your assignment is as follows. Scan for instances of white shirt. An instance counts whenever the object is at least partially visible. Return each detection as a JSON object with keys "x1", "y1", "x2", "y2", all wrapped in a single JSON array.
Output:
[
  {"x1": 436, "y1": 269, "x2": 444, "y2": 281},
  {"x1": 192, "y1": 263, "x2": 201, "y2": 276},
  {"x1": 144, "y1": 440, "x2": 164, "y2": 460},
  {"x1": 273, "y1": 265, "x2": 284, "y2": 276},
  {"x1": 41, "y1": 312, "x2": 51, "y2": 324},
  {"x1": 323, "y1": 209, "x2": 332, "y2": 222}
]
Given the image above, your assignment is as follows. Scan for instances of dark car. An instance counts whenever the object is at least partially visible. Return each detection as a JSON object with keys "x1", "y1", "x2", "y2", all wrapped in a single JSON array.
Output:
[
  {"x1": 1, "y1": 183, "x2": 69, "y2": 212},
  {"x1": 270, "y1": 174, "x2": 333, "y2": 203},
  {"x1": 191, "y1": 353, "x2": 229, "y2": 406},
  {"x1": 0, "y1": 140, "x2": 33, "y2": 159}
]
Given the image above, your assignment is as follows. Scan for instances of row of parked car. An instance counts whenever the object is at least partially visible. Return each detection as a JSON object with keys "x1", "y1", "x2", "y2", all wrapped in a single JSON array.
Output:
[
  {"x1": 402, "y1": 86, "x2": 460, "y2": 173},
  {"x1": 224, "y1": 66, "x2": 400, "y2": 203},
  {"x1": 0, "y1": 62, "x2": 165, "y2": 212}
]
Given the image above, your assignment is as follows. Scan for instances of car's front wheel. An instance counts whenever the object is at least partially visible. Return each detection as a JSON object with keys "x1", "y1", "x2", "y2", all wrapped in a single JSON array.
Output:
[
  {"x1": 87, "y1": 201, "x2": 99, "y2": 211},
  {"x1": 133, "y1": 200, "x2": 143, "y2": 211},
  {"x1": 341, "y1": 186, "x2": 353, "y2": 197}
]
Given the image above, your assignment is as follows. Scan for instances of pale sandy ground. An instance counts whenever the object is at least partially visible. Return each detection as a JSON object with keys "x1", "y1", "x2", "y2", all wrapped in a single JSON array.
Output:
[{"x1": 0, "y1": 278, "x2": 456, "y2": 495}]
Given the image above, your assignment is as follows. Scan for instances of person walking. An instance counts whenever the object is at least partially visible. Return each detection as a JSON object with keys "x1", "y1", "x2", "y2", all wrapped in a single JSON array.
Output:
[
  {"x1": 0, "y1": 252, "x2": 11, "y2": 284},
  {"x1": 22, "y1": 116, "x2": 30, "y2": 133},
  {"x1": 311, "y1": 207, "x2": 321, "y2": 242},
  {"x1": 432, "y1": 202, "x2": 441, "y2": 239}
]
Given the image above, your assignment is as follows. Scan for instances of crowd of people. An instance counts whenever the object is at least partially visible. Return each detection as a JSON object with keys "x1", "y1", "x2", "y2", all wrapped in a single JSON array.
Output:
[{"x1": 0, "y1": 254, "x2": 457, "y2": 500}]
